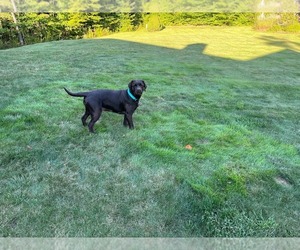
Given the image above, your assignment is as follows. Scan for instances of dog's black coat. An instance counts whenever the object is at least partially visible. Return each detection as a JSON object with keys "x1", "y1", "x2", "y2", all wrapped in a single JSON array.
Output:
[{"x1": 64, "y1": 80, "x2": 147, "y2": 133}]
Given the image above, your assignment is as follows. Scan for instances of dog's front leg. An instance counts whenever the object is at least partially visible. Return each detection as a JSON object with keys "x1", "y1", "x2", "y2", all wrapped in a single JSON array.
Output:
[
  {"x1": 124, "y1": 113, "x2": 134, "y2": 129},
  {"x1": 123, "y1": 115, "x2": 129, "y2": 127}
]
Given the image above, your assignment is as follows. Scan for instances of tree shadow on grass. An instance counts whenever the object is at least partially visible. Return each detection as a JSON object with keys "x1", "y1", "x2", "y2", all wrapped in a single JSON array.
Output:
[{"x1": 259, "y1": 35, "x2": 300, "y2": 50}]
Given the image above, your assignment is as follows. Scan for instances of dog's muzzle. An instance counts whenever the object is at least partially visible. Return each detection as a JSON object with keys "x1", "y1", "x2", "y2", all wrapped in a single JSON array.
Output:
[{"x1": 135, "y1": 88, "x2": 143, "y2": 95}]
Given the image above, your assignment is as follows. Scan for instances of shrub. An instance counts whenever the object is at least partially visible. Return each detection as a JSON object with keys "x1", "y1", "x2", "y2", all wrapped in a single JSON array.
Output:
[
  {"x1": 254, "y1": 13, "x2": 300, "y2": 32},
  {"x1": 83, "y1": 26, "x2": 111, "y2": 38},
  {"x1": 144, "y1": 14, "x2": 164, "y2": 32}
]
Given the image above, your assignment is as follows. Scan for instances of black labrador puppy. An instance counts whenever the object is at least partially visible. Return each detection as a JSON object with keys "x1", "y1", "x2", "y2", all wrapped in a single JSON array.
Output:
[{"x1": 64, "y1": 80, "x2": 147, "y2": 133}]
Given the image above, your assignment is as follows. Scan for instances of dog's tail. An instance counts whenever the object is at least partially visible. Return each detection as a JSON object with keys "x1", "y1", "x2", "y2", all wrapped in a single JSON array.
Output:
[{"x1": 64, "y1": 87, "x2": 88, "y2": 97}]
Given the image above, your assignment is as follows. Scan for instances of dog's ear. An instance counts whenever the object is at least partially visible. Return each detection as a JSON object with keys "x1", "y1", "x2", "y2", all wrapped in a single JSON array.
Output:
[
  {"x1": 142, "y1": 80, "x2": 147, "y2": 91},
  {"x1": 128, "y1": 80, "x2": 134, "y2": 90}
]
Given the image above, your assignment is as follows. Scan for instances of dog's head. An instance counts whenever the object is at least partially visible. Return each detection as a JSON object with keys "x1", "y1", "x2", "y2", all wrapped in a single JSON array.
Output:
[{"x1": 128, "y1": 80, "x2": 147, "y2": 97}]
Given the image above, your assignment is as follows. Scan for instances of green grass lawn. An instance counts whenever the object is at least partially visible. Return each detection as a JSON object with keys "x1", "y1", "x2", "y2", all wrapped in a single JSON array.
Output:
[{"x1": 1, "y1": 26, "x2": 300, "y2": 237}]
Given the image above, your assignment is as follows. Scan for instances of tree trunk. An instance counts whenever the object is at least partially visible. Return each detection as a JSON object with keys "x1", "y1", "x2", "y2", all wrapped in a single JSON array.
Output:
[{"x1": 10, "y1": 0, "x2": 25, "y2": 46}]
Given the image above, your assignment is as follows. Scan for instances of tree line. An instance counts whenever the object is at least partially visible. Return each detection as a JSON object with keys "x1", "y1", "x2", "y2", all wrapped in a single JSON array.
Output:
[{"x1": 0, "y1": 12, "x2": 299, "y2": 49}]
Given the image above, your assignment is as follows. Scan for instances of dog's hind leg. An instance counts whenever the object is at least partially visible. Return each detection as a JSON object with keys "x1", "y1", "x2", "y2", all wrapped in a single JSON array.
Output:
[
  {"x1": 81, "y1": 104, "x2": 91, "y2": 126},
  {"x1": 88, "y1": 109, "x2": 102, "y2": 133}
]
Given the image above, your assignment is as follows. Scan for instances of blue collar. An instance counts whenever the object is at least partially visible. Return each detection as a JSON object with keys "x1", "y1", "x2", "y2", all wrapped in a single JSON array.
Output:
[{"x1": 127, "y1": 89, "x2": 138, "y2": 101}]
